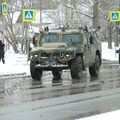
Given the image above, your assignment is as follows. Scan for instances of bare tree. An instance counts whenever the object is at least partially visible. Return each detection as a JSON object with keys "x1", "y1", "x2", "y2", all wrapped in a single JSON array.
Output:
[
  {"x1": 0, "y1": 0, "x2": 20, "y2": 52},
  {"x1": 93, "y1": 0, "x2": 98, "y2": 28}
]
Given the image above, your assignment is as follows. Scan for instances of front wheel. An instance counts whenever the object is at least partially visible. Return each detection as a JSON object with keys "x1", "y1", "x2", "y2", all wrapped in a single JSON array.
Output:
[
  {"x1": 52, "y1": 69, "x2": 62, "y2": 80},
  {"x1": 70, "y1": 56, "x2": 83, "y2": 79},
  {"x1": 30, "y1": 61, "x2": 42, "y2": 80},
  {"x1": 89, "y1": 54, "x2": 100, "y2": 77}
]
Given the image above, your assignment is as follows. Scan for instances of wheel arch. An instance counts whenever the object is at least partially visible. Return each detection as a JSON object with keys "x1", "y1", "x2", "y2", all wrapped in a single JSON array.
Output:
[{"x1": 68, "y1": 53, "x2": 84, "y2": 67}]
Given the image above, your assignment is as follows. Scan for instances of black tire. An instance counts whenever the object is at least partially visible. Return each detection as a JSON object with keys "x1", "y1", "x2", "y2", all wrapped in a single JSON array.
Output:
[
  {"x1": 89, "y1": 54, "x2": 100, "y2": 77},
  {"x1": 30, "y1": 61, "x2": 42, "y2": 80},
  {"x1": 52, "y1": 69, "x2": 62, "y2": 80},
  {"x1": 70, "y1": 56, "x2": 83, "y2": 79}
]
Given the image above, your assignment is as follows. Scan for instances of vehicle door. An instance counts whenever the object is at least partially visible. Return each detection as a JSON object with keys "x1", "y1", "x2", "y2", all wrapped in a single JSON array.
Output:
[{"x1": 83, "y1": 33, "x2": 95, "y2": 66}]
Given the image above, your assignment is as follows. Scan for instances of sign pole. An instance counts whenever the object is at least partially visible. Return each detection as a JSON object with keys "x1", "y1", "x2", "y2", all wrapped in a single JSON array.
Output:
[
  {"x1": 115, "y1": 0, "x2": 120, "y2": 47},
  {"x1": 39, "y1": 0, "x2": 42, "y2": 31},
  {"x1": 0, "y1": 0, "x2": 2, "y2": 15},
  {"x1": 38, "y1": 0, "x2": 42, "y2": 46}
]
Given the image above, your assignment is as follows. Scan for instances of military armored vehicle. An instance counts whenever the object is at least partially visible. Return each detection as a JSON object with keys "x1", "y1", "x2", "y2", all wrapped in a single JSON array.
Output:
[{"x1": 30, "y1": 27, "x2": 101, "y2": 80}]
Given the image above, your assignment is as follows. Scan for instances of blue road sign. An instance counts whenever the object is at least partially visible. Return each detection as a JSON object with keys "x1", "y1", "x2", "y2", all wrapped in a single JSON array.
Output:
[
  {"x1": 110, "y1": 11, "x2": 120, "y2": 22},
  {"x1": 23, "y1": 9, "x2": 35, "y2": 22},
  {"x1": 112, "y1": 13, "x2": 118, "y2": 20},
  {"x1": 25, "y1": 11, "x2": 33, "y2": 20},
  {"x1": 2, "y1": 2, "x2": 8, "y2": 16}
]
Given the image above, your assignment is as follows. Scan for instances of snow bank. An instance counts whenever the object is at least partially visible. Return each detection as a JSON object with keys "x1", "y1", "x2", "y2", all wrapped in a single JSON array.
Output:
[
  {"x1": 0, "y1": 50, "x2": 30, "y2": 75},
  {"x1": 102, "y1": 42, "x2": 118, "y2": 61},
  {"x1": 77, "y1": 110, "x2": 120, "y2": 120}
]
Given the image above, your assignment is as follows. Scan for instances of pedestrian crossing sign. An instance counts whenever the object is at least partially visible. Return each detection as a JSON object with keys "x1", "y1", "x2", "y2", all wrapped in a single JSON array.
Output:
[
  {"x1": 23, "y1": 9, "x2": 36, "y2": 22},
  {"x1": 2, "y1": 2, "x2": 8, "y2": 16},
  {"x1": 112, "y1": 13, "x2": 118, "y2": 20},
  {"x1": 110, "y1": 11, "x2": 120, "y2": 22},
  {"x1": 71, "y1": 9, "x2": 77, "y2": 20}
]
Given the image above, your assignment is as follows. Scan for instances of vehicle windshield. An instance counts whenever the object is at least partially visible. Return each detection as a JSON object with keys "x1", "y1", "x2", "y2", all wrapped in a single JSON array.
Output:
[
  {"x1": 42, "y1": 34, "x2": 59, "y2": 43},
  {"x1": 62, "y1": 33, "x2": 82, "y2": 43}
]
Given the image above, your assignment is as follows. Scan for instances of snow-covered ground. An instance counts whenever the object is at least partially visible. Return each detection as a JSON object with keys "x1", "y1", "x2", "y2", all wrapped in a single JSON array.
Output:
[
  {"x1": 78, "y1": 110, "x2": 120, "y2": 120},
  {"x1": 0, "y1": 50, "x2": 30, "y2": 75},
  {"x1": 0, "y1": 42, "x2": 119, "y2": 75},
  {"x1": 102, "y1": 42, "x2": 119, "y2": 61}
]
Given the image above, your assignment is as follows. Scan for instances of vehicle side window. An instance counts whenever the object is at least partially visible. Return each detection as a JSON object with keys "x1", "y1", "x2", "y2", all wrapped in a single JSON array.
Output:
[
  {"x1": 93, "y1": 33, "x2": 97, "y2": 40},
  {"x1": 89, "y1": 34, "x2": 94, "y2": 44},
  {"x1": 93, "y1": 34, "x2": 98, "y2": 45},
  {"x1": 83, "y1": 34, "x2": 87, "y2": 44},
  {"x1": 85, "y1": 33, "x2": 89, "y2": 43}
]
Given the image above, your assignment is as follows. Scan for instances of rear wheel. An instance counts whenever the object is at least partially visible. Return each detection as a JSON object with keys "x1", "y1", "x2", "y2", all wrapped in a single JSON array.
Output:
[
  {"x1": 52, "y1": 69, "x2": 62, "y2": 80},
  {"x1": 30, "y1": 61, "x2": 42, "y2": 80},
  {"x1": 70, "y1": 56, "x2": 83, "y2": 79},
  {"x1": 89, "y1": 54, "x2": 100, "y2": 77}
]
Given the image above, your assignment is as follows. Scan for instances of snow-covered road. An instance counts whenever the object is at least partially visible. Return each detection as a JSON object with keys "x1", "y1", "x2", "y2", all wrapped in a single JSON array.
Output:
[{"x1": 0, "y1": 42, "x2": 120, "y2": 120}]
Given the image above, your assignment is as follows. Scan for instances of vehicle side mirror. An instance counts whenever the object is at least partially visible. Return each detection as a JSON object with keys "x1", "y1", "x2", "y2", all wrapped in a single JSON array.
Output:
[{"x1": 90, "y1": 35, "x2": 94, "y2": 44}]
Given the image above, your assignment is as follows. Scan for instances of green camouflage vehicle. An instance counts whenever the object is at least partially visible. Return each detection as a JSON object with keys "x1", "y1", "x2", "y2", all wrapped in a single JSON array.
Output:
[{"x1": 30, "y1": 27, "x2": 102, "y2": 80}]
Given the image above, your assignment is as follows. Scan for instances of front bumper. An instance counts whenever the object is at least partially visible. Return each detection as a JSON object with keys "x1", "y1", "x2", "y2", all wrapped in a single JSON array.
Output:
[{"x1": 35, "y1": 64, "x2": 69, "y2": 70}]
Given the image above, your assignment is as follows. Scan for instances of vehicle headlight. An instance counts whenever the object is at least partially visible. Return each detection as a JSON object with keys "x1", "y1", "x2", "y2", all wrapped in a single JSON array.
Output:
[
  {"x1": 61, "y1": 52, "x2": 74, "y2": 59},
  {"x1": 31, "y1": 54, "x2": 39, "y2": 59},
  {"x1": 66, "y1": 54, "x2": 70, "y2": 57},
  {"x1": 34, "y1": 54, "x2": 38, "y2": 58}
]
